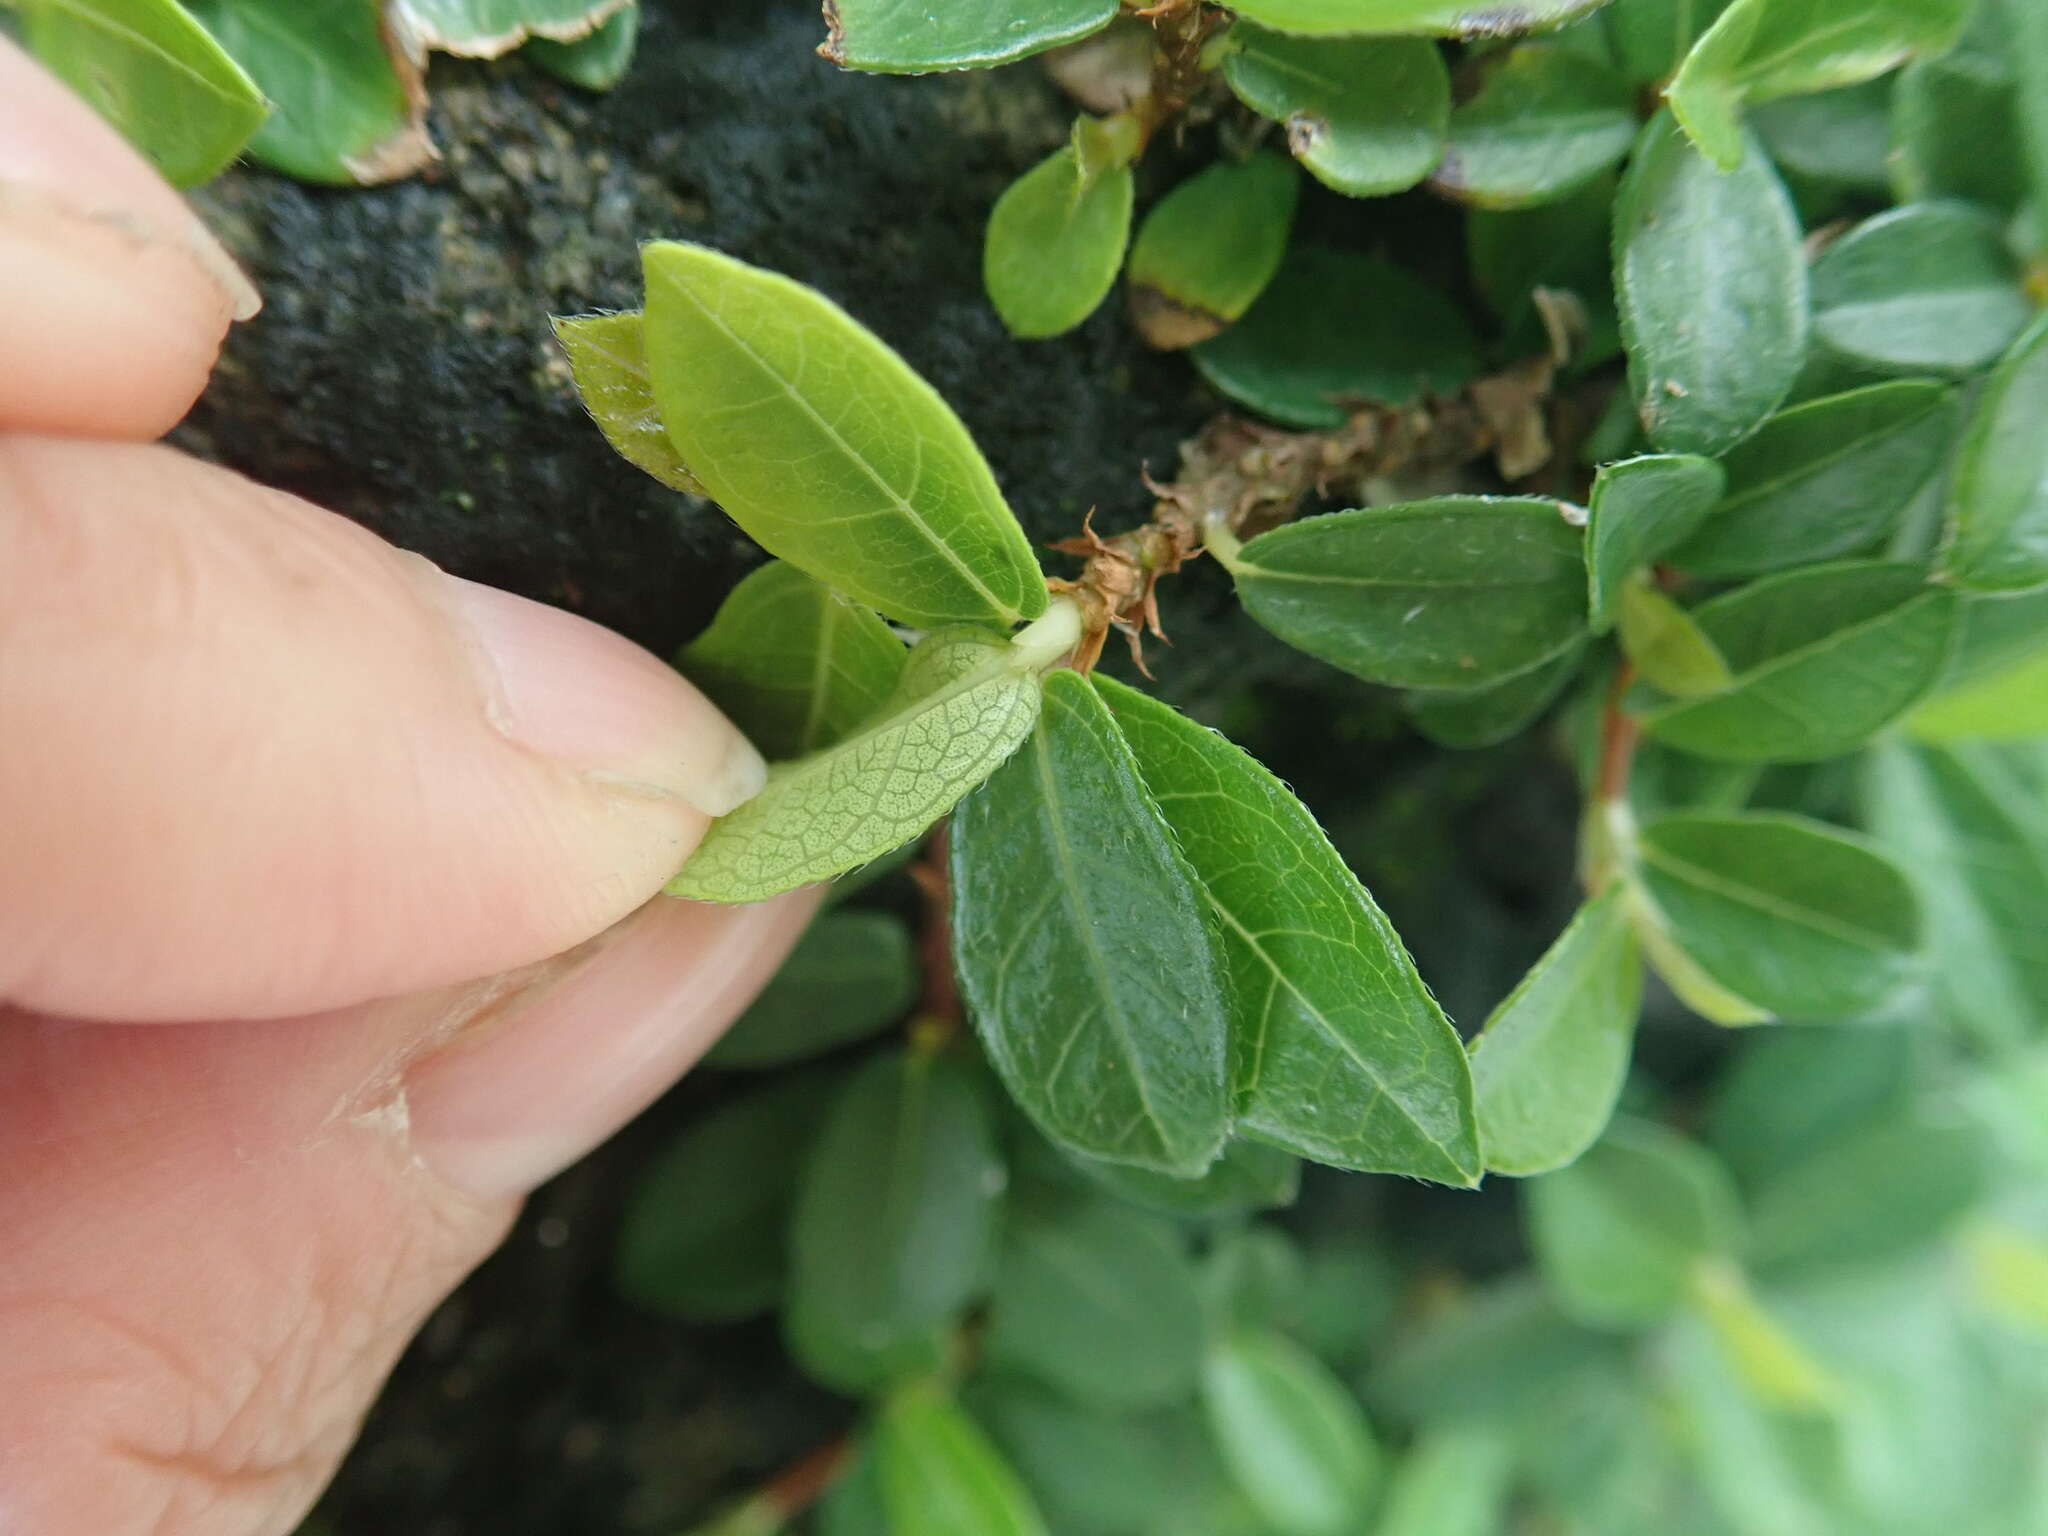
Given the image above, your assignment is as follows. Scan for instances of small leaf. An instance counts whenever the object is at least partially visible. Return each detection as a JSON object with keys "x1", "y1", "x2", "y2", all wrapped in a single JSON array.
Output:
[
  {"x1": 552, "y1": 311, "x2": 707, "y2": 495},
  {"x1": 1526, "y1": 1118, "x2": 1742, "y2": 1329},
  {"x1": 704, "y1": 910, "x2": 917, "y2": 1069},
  {"x1": 1126, "y1": 152, "x2": 1299, "y2": 350},
  {"x1": 984, "y1": 131, "x2": 1135, "y2": 341},
  {"x1": 1614, "y1": 111, "x2": 1808, "y2": 457},
  {"x1": 1224, "y1": 0, "x2": 1612, "y2": 36},
  {"x1": 1617, "y1": 579, "x2": 1737, "y2": 698},
  {"x1": 1706, "y1": 1027, "x2": 1913, "y2": 1191},
  {"x1": 821, "y1": 0, "x2": 1118, "y2": 72},
  {"x1": 526, "y1": 1, "x2": 638, "y2": 89},
  {"x1": 1070, "y1": 1138, "x2": 1302, "y2": 1219},
  {"x1": 1100, "y1": 677, "x2": 1481, "y2": 1184},
  {"x1": 984, "y1": 1198, "x2": 1207, "y2": 1409},
  {"x1": 1470, "y1": 889, "x2": 1644, "y2": 1178},
  {"x1": 964, "y1": 1380, "x2": 1176, "y2": 1536},
  {"x1": 1911, "y1": 645, "x2": 2048, "y2": 741},
  {"x1": 1222, "y1": 29, "x2": 1449, "y2": 198},
  {"x1": 1431, "y1": 43, "x2": 1637, "y2": 209},
  {"x1": 1584, "y1": 453, "x2": 1726, "y2": 630},
  {"x1": 677, "y1": 560, "x2": 907, "y2": 762},
  {"x1": 1685, "y1": 1259, "x2": 1838, "y2": 1410},
  {"x1": 641, "y1": 241, "x2": 1046, "y2": 629},
  {"x1": 1371, "y1": 1426, "x2": 1515, "y2": 1536},
  {"x1": 388, "y1": 0, "x2": 628, "y2": 56},
  {"x1": 667, "y1": 625, "x2": 1044, "y2": 903},
  {"x1": 952, "y1": 670, "x2": 1232, "y2": 1176},
  {"x1": 1221, "y1": 496, "x2": 1588, "y2": 691},
  {"x1": 874, "y1": 1385, "x2": 1049, "y2": 1536},
  {"x1": 1751, "y1": 77, "x2": 1893, "y2": 190},
  {"x1": 1673, "y1": 380, "x2": 1959, "y2": 577},
  {"x1": 1891, "y1": 0, "x2": 2026, "y2": 214},
  {"x1": 21, "y1": 0, "x2": 268, "y2": 186},
  {"x1": 1405, "y1": 642, "x2": 1584, "y2": 749},
  {"x1": 1201, "y1": 1224, "x2": 1307, "y2": 1335},
  {"x1": 1941, "y1": 313, "x2": 2048, "y2": 593},
  {"x1": 1204, "y1": 1330, "x2": 1380, "y2": 1536},
  {"x1": 1632, "y1": 810, "x2": 1924, "y2": 1019},
  {"x1": 785, "y1": 1051, "x2": 1004, "y2": 1393}
]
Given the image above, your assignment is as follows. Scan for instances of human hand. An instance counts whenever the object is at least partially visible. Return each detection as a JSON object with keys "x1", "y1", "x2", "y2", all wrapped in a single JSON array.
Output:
[{"x1": 0, "y1": 37, "x2": 820, "y2": 1535}]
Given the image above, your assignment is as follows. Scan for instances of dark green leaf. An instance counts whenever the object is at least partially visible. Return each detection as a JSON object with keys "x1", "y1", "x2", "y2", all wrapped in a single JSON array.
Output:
[
  {"x1": 1526, "y1": 1118, "x2": 1741, "y2": 1328},
  {"x1": 1706, "y1": 1026, "x2": 1912, "y2": 1191},
  {"x1": 984, "y1": 130, "x2": 1135, "y2": 340},
  {"x1": 1203, "y1": 1330, "x2": 1381, "y2": 1536},
  {"x1": 1405, "y1": 641, "x2": 1585, "y2": 749},
  {"x1": 641, "y1": 241, "x2": 1046, "y2": 629},
  {"x1": 1632, "y1": 810, "x2": 1924, "y2": 1019},
  {"x1": 526, "y1": 0, "x2": 637, "y2": 89},
  {"x1": 1432, "y1": 44, "x2": 1636, "y2": 209},
  {"x1": 1126, "y1": 152, "x2": 1299, "y2": 350},
  {"x1": 952, "y1": 670, "x2": 1232, "y2": 1176},
  {"x1": 552, "y1": 311, "x2": 708, "y2": 495},
  {"x1": 1600, "y1": 0, "x2": 1727, "y2": 84},
  {"x1": 1468, "y1": 175, "x2": 1621, "y2": 366},
  {"x1": 965, "y1": 1380, "x2": 1176, "y2": 1536},
  {"x1": 1471, "y1": 889, "x2": 1644, "y2": 1177},
  {"x1": 614, "y1": 1070, "x2": 841, "y2": 1321},
  {"x1": 816, "y1": 1448, "x2": 889, "y2": 1536},
  {"x1": 1584, "y1": 453, "x2": 1726, "y2": 630},
  {"x1": 1751, "y1": 77, "x2": 1892, "y2": 190},
  {"x1": 1617, "y1": 579, "x2": 1737, "y2": 697},
  {"x1": 1222, "y1": 30, "x2": 1449, "y2": 199},
  {"x1": 1226, "y1": 0, "x2": 1612, "y2": 35},
  {"x1": 1890, "y1": 0, "x2": 2026, "y2": 214},
  {"x1": 1372, "y1": 1426, "x2": 1515, "y2": 1536},
  {"x1": 21, "y1": 0, "x2": 267, "y2": 186},
  {"x1": 1200, "y1": 1225, "x2": 1307, "y2": 1335},
  {"x1": 1071, "y1": 1138, "x2": 1302, "y2": 1219},
  {"x1": 1220, "y1": 496, "x2": 1588, "y2": 691},
  {"x1": 785, "y1": 1051, "x2": 1004, "y2": 1393},
  {"x1": 821, "y1": 0, "x2": 1118, "y2": 72},
  {"x1": 1614, "y1": 111, "x2": 1809, "y2": 456},
  {"x1": 389, "y1": 0, "x2": 627, "y2": 55},
  {"x1": 1297, "y1": 1234, "x2": 1400, "y2": 1369},
  {"x1": 1942, "y1": 313, "x2": 2048, "y2": 592},
  {"x1": 1673, "y1": 380, "x2": 1959, "y2": 577},
  {"x1": 704, "y1": 910, "x2": 916, "y2": 1068},
  {"x1": 875, "y1": 1385, "x2": 1049, "y2": 1536},
  {"x1": 985, "y1": 1198, "x2": 1206, "y2": 1408}
]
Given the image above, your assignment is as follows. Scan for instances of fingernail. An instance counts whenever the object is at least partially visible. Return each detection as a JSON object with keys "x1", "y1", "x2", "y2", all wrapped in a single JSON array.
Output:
[{"x1": 434, "y1": 573, "x2": 767, "y2": 817}]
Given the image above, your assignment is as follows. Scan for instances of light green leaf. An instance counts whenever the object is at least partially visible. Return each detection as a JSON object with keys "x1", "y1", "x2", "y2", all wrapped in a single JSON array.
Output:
[
  {"x1": 1640, "y1": 560, "x2": 1961, "y2": 762},
  {"x1": 1625, "y1": 883, "x2": 1773, "y2": 1025},
  {"x1": 1584, "y1": 453, "x2": 1726, "y2": 629},
  {"x1": 984, "y1": 130, "x2": 1134, "y2": 341},
  {"x1": 821, "y1": 0, "x2": 1118, "y2": 72},
  {"x1": 1470, "y1": 889, "x2": 1644, "y2": 1177},
  {"x1": 1941, "y1": 313, "x2": 2048, "y2": 593},
  {"x1": 1100, "y1": 677, "x2": 1481, "y2": 1183},
  {"x1": 1220, "y1": 496, "x2": 1588, "y2": 691},
  {"x1": 1910, "y1": 645, "x2": 2048, "y2": 741},
  {"x1": 1673, "y1": 380, "x2": 1958, "y2": 577},
  {"x1": 1614, "y1": 111, "x2": 1808, "y2": 457},
  {"x1": 1222, "y1": 30, "x2": 1449, "y2": 198},
  {"x1": 186, "y1": 0, "x2": 431, "y2": 185},
  {"x1": 1633, "y1": 810, "x2": 1924, "y2": 1018},
  {"x1": 20, "y1": 0, "x2": 267, "y2": 186},
  {"x1": 785, "y1": 1051, "x2": 1004, "y2": 1393},
  {"x1": 1706, "y1": 1026, "x2": 1912, "y2": 1191},
  {"x1": 1071, "y1": 1138, "x2": 1302, "y2": 1219},
  {"x1": 388, "y1": 0, "x2": 626, "y2": 55},
  {"x1": 667, "y1": 624, "x2": 1047, "y2": 903},
  {"x1": 1618, "y1": 579, "x2": 1736, "y2": 697},
  {"x1": 640, "y1": 241, "x2": 1046, "y2": 629},
  {"x1": 1204, "y1": 1330, "x2": 1381, "y2": 1536},
  {"x1": 1126, "y1": 152, "x2": 1299, "y2": 350},
  {"x1": 703, "y1": 910, "x2": 916, "y2": 1069},
  {"x1": 985, "y1": 1198, "x2": 1206, "y2": 1408},
  {"x1": 1890, "y1": 0, "x2": 2026, "y2": 214},
  {"x1": 1371, "y1": 1426, "x2": 1515, "y2": 1536},
  {"x1": 1405, "y1": 642, "x2": 1585, "y2": 749},
  {"x1": 1225, "y1": 0, "x2": 1614, "y2": 36},
  {"x1": 552, "y1": 311, "x2": 707, "y2": 495},
  {"x1": 1432, "y1": 43, "x2": 1637, "y2": 209},
  {"x1": 875, "y1": 1385, "x2": 1049, "y2": 1536},
  {"x1": 526, "y1": 1, "x2": 637, "y2": 89},
  {"x1": 965, "y1": 1380, "x2": 1176, "y2": 1536},
  {"x1": 1685, "y1": 1259, "x2": 1839, "y2": 1410},
  {"x1": 1526, "y1": 1117, "x2": 1742, "y2": 1329},
  {"x1": 952, "y1": 670, "x2": 1232, "y2": 1176},
  {"x1": 677, "y1": 560, "x2": 907, "y2": 762}
]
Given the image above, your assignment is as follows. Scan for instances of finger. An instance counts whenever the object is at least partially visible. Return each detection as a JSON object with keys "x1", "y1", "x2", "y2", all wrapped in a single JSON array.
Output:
[
  {"x1": 0, "y1": 37, "x2": 260, "y2": 440},
  {"x1": 0, "y1": 887, "x2": 820, "y2": 1536},
  {"x1": 0, "y1": 437, "x2": 767, "y2": 1023}
]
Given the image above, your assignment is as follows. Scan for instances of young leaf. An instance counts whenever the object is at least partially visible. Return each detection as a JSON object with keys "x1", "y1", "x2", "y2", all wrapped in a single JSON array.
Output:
[
  {"x1": 1221, "y1": 30, "x2": 1449, "y2": 199},
  {"x1": 1218, "y1": 497, "x2": 1588, "y2": 691},
  {"x1": 1526, "y1": 1118, "x2": 1742, "y2": 1329},
  {"x1": 874, "y1": 1385, "x2": 1049, "y2": 1536},
  {"x1": 1672, "y1": 380, "x2": 1958, "y2": 577},
  {"x1": 1099, "y1": 677, "x2": 1482, "y2": 1184},
  {"x1": 984, "y1": 129, "x2": 1135, "y2": 341},
  {"x1": 1203, "y1": 1330, "x2": 1382, "y2": 1536},
  {"x1": 387, "y1": 0, "x2": 627, "y2": 55},
  {"x1": 1126, "y1": 152, "x2": 1299, "y2": 350},
  {"x1": 1405, "y1": 642, "x2": 1584, "y2": 749},
  {"x1": 1632, "y1": 811, "x2": 1924, "y2": 1019},
  {"x1": 1192, "y1": 247, "x2": 1479, "y2": 428},
  {"x1": 984, "y1": 1199, "x2": 1207, "y2": 1409},
  {"x1": 1617, "y1": 579, "x2": 1736, "y2": 698},
  {"x1": 667, "y1": 624, "x2": 1046, "y2": 903},
  {"x1": 1224, "y1": 0, "x2": 1611, "y2": 35},
  {"x1": 1371, "y1": 1426, "x2": 1514, "y2": 1536},
  {"x1": 526, "y1": 0, "x2": 637, "y2": 89},
  {"x1": 703, "y1": 910, "x2": 917, "y2": 1069},
  {"x1": 820, "y1": 0, "x2": 1118, "y2": 72},
  {"x1": 1584, "y1": 453, "x2": 1726, "y2": 630},
  {"x1": 1809, "y1": 202, "x2": 2032, "y2": 378},
  {"x1": 1613, "y1": 111, "x2": 1808, "y2": 457},
  {"x1": 1431, "y1": 44, "x2": 1637, "y2": 209},
  {"x1": 1469, "y1": 889, "x2": 1644, "y2": 1178},
  {"x1": 1641, "y1": 561, "x2": 1961, "y2": 762},
  {"x1": 1941, "y1": 314, "x2": 2048, "y2": 593},
  {"x1": 784, "y1": 1051, "x2": 1004, "y2": 1394},
  {"x1": 640, "y1": 241, "x2": 1046, "y2": 629},
  {"x1": 20, "y1": 0, "x2": 268, "y2": 186},
  {"x1": 951, "y1": 670, "x2": 1232, "y2": 1176},
  {"x1": 677, "y1": 561, "x2": 907, "y2": 762},
  {"x1": 1069, "y1": 1138, "x2": 1302, "y2": 1219},
  {"x1": 553, "y1": 311, "x2": 707, "y2": 495},
  {"x1": 613, "y1": 1070, "x2": 842, "y2": 1321}
]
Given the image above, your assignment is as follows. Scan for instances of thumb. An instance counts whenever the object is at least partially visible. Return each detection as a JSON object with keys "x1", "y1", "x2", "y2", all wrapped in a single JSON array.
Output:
[{"x1": 0, "y1": 435, "x2": 766, "y2": 1023}]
